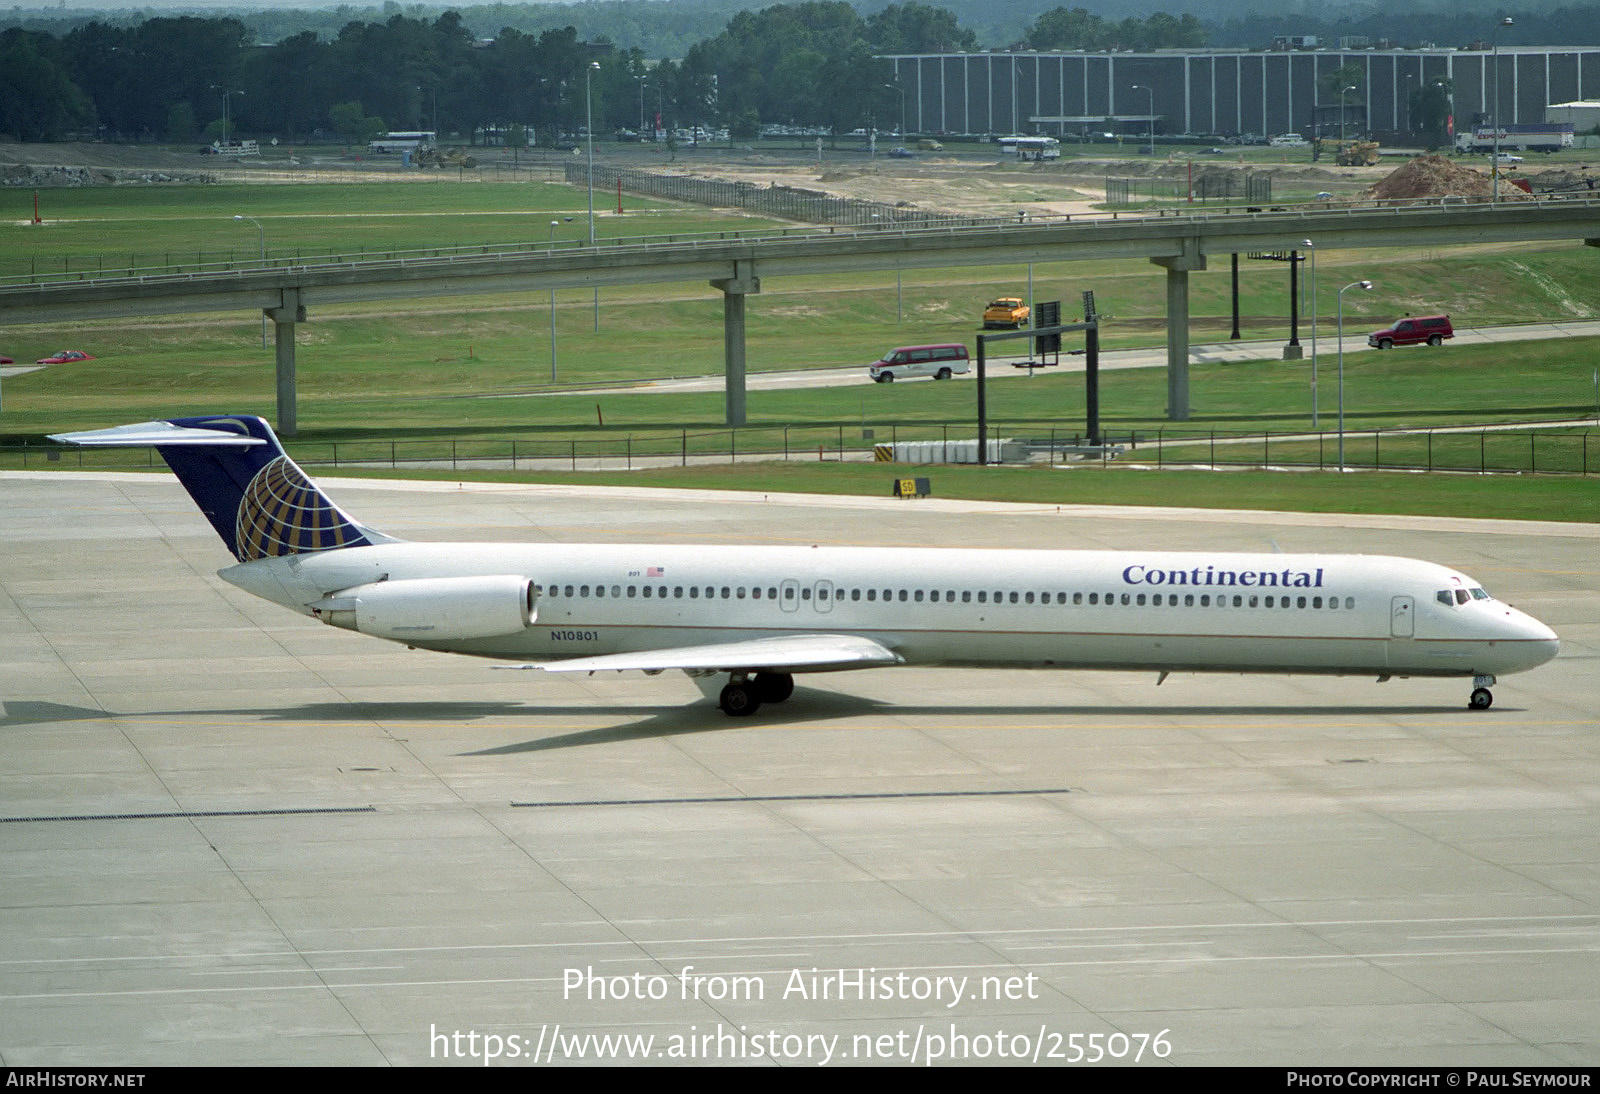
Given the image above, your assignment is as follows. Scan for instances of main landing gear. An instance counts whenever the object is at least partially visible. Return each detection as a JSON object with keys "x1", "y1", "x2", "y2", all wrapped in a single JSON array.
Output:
[
  {"x1": 718, "y1": 672, "x2": 795, "y2": 716},
  {"x1": 1468, "y1": 675, "x2": 1496, "y2": 710}
]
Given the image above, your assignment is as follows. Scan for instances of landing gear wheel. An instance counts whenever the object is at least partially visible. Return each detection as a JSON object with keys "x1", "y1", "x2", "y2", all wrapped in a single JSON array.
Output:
[
  {"x1": 754, "y1": 672, "x2": 795, "y2": 703},
  {"x1": 1469, "y1": 687, "x2": 1494, "y2": 710},
  {"x1": 719, "y1": 682, "x2": 762, "y2": 717}
]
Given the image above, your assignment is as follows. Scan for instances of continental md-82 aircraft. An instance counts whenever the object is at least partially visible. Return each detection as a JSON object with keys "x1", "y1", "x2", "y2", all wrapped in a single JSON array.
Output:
[{"x1": 54, "y1": 415, "x2": 1559, "y2": 716}]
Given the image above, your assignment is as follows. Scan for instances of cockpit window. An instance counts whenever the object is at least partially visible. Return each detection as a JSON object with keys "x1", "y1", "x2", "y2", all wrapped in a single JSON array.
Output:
[
  {"x1": 1456, "y1": 588, "x2": 1471, "y2": 605},
  {"x1": 1437, "y1": 590, "x2": 1456, "y2": 606},
  {"x1": 1470, "y1": 587, "x2": 1491, "y2": 601}
]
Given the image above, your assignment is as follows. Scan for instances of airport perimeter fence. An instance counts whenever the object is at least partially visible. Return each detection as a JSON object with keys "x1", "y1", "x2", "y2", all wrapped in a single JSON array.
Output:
[
  {"x1": 1106, "y1": 172, "x2": 1275, "y2": 206},
  {"x1": 8, "y1": 425, "x2": 1596, "y2": 477}
]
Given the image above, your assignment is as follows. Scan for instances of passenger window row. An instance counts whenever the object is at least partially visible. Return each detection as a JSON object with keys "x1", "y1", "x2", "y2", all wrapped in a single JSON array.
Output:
[{"x1": 535, "y1": 583, "x2": 1358, "y2": 612}]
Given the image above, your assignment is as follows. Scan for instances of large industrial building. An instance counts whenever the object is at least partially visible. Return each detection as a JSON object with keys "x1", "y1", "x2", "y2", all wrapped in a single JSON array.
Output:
[{"x1": 883, "y1": 46, "x2": 1600, "y2": 142}]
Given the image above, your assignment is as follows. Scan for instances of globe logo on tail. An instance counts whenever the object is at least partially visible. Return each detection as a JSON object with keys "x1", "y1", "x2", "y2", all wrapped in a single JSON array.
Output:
[{"x1": 235, "y1": 456, "x2": 369, "y2": 560}]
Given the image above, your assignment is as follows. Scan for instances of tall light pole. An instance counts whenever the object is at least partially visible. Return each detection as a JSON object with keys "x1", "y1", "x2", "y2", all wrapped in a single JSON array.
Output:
[
  {"x1": 635, "y1": 74, "x2": 648, "y2": 135},
  {"x1": 585, "y1": 61, "x2": 599, "y2": 246},
  {"x1": 211, "y1": 86, "x2": 242, "y2": 148},
  {"x1": 1337, "y1": 279, "x2": 1374, "y2": 470},
  {"x1": 884, "y1": 82, "x2": 906, "y2": 137},
  {"x1": 1434, "y1": 79, "x2": 1454, "y2": 148},
  {"x1": 1340, "y1": 84, "x2": 1356, "y2": 142},
  {"x1": 1131, "y1": 84, "x2": 1154, "y2": 154},
  {"x1": 416, "y1": 85, "x2": 437, "y2": 139},
  {"x1": 585, "y1": 60, "x2": 600, "y2": 332},
  {"x1": 233, "y1": 214, "x2": 266, "y2": 349},
  {"x1": 549, "y1": 220, "x2": 559, "y2": 382},
  {"x1": 1492, "y1": 16, "x2": 1514, "y2": 201},
  {"x1": 1302, "y1": 238, "x2": 1318, "y2": 428}
]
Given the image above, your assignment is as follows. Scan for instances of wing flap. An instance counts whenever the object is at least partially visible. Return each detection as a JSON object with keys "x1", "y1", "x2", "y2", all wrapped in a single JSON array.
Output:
[{"x1": 537, "y1": 633, "x2": 902, "y2": 675}]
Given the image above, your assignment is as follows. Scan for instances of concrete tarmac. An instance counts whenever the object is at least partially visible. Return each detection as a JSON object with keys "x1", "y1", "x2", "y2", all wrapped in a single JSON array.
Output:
[{"x1": 2, "y1": 471, "x2": 1597, "y2": 1066}]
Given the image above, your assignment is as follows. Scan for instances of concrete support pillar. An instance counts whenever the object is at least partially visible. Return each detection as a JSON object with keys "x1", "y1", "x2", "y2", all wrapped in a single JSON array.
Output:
[
  {"x1": 266, "y1": 289, "x2": 306, "y2": 437},
  {"x1": 710, "y1": 259, "x2": 760, "y2": 427},
  {"x1": 1152, "y1": 242, "x2": 1206, "y2": 422}
]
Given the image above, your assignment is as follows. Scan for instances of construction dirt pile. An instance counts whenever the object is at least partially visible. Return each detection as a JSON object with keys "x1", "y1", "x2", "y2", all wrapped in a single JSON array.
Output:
[{"x1": 1367, "y1": 154, "x2": 1531, "y2": 202}]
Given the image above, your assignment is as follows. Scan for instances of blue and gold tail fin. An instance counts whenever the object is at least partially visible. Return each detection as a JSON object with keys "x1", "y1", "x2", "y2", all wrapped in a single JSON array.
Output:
[{"x1": 50, "y1": 415, "x2": 396, "y2": 562}]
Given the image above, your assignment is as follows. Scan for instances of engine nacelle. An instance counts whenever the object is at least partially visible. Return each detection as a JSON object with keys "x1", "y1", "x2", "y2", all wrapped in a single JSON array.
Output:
[{"x1": 312, "y1": 575, "x2": 535, "y2": 641}]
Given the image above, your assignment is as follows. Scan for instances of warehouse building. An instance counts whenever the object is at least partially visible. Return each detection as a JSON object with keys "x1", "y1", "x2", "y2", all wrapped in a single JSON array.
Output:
[{"x1": 882, "y1": 46, "x2": 1600, "y2": 143}]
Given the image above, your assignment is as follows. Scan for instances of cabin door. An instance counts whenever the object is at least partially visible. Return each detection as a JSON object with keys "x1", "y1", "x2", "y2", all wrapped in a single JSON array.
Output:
[{"x1": 1390, "y1": 596, "x2": 1415, "y2": 638}]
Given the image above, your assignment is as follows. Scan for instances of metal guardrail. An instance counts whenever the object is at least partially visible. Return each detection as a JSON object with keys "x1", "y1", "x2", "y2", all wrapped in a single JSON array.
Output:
[{"x1": 7, "y1": 193, "x2": 1599, "y2": 293}]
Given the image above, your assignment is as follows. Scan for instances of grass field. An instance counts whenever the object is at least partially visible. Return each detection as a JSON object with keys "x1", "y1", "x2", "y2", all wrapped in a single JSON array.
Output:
[{"x1": 3, "y1": 176, "x2": 1598, "y2": 522}]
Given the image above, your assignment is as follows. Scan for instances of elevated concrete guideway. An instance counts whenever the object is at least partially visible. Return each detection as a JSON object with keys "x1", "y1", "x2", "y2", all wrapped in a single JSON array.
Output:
[{"x1": 5, "y1": 199, "x2": 1600, "y2": 434}]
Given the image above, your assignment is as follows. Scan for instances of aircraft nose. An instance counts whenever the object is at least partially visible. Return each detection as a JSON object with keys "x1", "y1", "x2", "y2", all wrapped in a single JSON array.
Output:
[{"x1": 1507, "y1": 608, "x2": 1560, "y2": 667}]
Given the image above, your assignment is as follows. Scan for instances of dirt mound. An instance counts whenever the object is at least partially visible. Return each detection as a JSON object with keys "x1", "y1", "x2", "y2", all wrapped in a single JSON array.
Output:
[
  {"x1": 1367, "y1": 154, "x2": 1532, "y2": 201},
  {"x1": 0, "y1": 162, "x2": 217, "y2": 187}
]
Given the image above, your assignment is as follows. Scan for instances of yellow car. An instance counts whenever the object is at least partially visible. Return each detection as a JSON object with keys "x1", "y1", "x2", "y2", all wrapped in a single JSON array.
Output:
[{"x1": 982, "y1": 297, "x2": 1030, "y2": 329}]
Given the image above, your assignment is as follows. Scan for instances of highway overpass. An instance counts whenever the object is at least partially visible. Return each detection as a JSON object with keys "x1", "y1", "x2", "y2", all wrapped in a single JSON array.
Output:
[{"x1": 4, "y1": 198, "x2": 1598, "y2": 434}]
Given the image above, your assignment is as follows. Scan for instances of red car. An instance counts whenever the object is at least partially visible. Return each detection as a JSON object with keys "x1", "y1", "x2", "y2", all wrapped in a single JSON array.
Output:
[
  {"x1": 0, "y1": 353, "x2": 14, "y2": 365},
  {"x1": 36, "y1": 350, "x2": 95, "y2": 364}
]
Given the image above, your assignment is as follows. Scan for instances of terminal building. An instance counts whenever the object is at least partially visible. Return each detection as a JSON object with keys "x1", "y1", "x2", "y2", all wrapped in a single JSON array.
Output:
[{"x1": 882, "y1": 46, "x2": 1600, "y2": 142}]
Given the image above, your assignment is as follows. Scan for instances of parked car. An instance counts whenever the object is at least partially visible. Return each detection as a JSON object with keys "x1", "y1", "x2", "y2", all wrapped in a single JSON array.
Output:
[
  {"x1": 0, "y1": 353, "x2": 14, "y2": 364},
  {"x1": 35, "y1": 350, "x2": 96, "y2": 364},
  {"x1": 888, "y1": 147, "x2": 915, "y2": 158},
  {"x1": 982, "y1": 297, "x2": 1031, "y2": 329},
  {"x1": 868, "y1": 343, "x2": 970, "y2": 383},
  {"x1": 1489, "y1": 152, "x2": 1524, "y2": 165},
  {"x1": 1367, "y1": 315, "x2": 1453, "y2": 349}
]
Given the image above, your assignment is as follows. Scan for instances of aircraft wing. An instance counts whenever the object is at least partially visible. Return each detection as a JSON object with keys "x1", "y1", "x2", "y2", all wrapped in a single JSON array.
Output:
[{"x1": 534, "y1": 633, "x2": 903, "y2": 675}]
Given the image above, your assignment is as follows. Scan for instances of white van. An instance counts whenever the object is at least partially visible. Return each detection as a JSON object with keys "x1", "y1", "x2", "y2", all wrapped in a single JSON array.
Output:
[
  {"x1": 868, "y1": 344, "x2": 970, "y2": 382},
  {"x1": 1268, "y1": 133, "x2": 1308, "y2": 147}
]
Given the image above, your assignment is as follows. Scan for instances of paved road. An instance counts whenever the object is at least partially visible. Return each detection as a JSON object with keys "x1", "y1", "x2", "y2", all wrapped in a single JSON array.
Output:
[{"x1": 481, "y1": 320, "x2": 1600, "y2": 400}]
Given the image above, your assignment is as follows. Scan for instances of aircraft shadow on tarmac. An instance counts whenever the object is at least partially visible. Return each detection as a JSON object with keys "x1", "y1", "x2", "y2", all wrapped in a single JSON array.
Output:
[{"x1": 3, "y1": 694, "x2": 1490, "y2": 758}]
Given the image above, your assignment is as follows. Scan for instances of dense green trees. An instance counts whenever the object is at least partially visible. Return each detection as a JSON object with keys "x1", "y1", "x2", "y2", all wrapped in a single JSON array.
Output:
[
  {"x1": 0, "y1": 28, "x2": 95, "y2": 141},
  {"x1": 0, "y1": 3, "x2": 1215, "y2": 144},
  {"x1": 1024, "y1": 7, "x2": 1205, "y2": 51}
]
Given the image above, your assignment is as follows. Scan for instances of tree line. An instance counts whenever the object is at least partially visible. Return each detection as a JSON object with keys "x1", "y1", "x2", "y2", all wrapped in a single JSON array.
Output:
[{"x1": 7, "y1": 1, "x2": 1590, "y2": 146}]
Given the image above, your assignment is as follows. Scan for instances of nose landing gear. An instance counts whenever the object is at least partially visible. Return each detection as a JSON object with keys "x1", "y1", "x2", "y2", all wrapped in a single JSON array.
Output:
[{"x1": 1468, "y1": 675, "x2": 1497, "y2": 710}]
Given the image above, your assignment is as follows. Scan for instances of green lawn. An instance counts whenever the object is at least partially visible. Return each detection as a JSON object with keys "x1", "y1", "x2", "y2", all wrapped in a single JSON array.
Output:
[{"x1": 4, "y1": 178, "x2": 1599, "y2": 523}]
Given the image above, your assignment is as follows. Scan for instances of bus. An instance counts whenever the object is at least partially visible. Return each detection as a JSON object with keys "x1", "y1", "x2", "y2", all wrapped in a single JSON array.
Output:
[
  {"x1": 999, "y1": 135, "x2": 1061, "y2": 160},
  {"x1": 368, "y1": 131, "x2": 436, "y2": 154}
]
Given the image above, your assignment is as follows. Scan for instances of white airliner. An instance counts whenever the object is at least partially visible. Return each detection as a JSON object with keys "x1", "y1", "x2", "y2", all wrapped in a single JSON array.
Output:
[{"x1": 53, "y1": 415, "x2": 1560, "y2": 715}]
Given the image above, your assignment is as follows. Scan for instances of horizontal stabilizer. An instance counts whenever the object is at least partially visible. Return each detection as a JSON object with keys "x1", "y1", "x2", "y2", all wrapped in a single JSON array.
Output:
[
  {"x1": 49, "y1": 415, "x2": 391, "y2": 561},
  {"x1": 537, "y1": 633, "x2": 902, "y2": 675},
  {"x1": 50, "y1": 420, "x2": 266, "y2": 447}
]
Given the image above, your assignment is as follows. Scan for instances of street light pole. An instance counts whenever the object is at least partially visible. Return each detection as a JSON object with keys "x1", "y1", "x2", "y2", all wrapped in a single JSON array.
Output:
[
  {"x1": 1302, "y1": 238, "x2": 1317, "y2": 429},
  {"x1": 585, "y1": 61, "x2": 599, "y2": 246},
  {"x1": 586, "y1": 61, "x2": 600, "y2": 332},
  {"x1": 1340, "y1": 84, "x2": 1356, "y2": 143},
  {"x1": 883, "y1": 82, "x2": 906, "y2": 137},
  {"x1": 549, "y1": 220, "x2": 559, "y2": 382},
  {"x1": 1493, "y1": 16, "x2": 1513, "y2": 200},
  {"x1": 1131, "y1": 84, "x2": 1154, "y2": 153},
  {"x1": 1337, "y1": 279, "x2": 1374, "y2": 470},
  {"x1": 233, "y1": 214, "x2": 266, "y2": 349}
]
